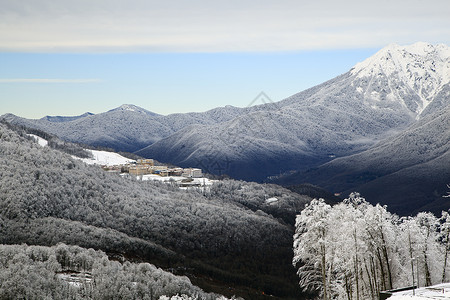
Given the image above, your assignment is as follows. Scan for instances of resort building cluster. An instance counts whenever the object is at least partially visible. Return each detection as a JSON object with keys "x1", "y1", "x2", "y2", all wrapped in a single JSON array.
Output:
[
  {"x1": 129, "y1": 159, "x2": 202, "y2": 178},
  {"x1": 104, "y1": 159, "x2": 203, "y2": 178}
]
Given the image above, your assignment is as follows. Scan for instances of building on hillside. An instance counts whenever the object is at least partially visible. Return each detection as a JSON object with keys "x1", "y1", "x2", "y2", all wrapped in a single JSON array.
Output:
[
  {"x1": 154, "y1": 169, "x2": 169, "y2": 176},
  {"x1": 182, "y1": 168, "x2": 202, "y2": 178},
  {"x1": 137, "y1": 159, "x2": 154, "y2": 166},
  {"x1": 168, "y1": 168, "x2": 183, "y2": 176},
  {"x1": 129, "y1": 165, "x2": 149, "y2": 176},
  {"x1": 150, "y1": 165, "x2": 168, "y2": 172}
]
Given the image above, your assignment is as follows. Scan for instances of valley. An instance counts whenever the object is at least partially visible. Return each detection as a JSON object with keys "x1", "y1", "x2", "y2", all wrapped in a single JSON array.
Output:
[{"x1": 4, "y1": 42, "x2": 449, "y2": 214}]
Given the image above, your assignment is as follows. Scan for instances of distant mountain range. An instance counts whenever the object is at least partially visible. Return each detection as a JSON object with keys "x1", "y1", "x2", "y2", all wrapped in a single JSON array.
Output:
[
  {"x1": 2, "y1": 42, "x2": 449, "y2": 213},
  {"x1": 2, "y1": 104, "x2": 246, "y2": 153}
]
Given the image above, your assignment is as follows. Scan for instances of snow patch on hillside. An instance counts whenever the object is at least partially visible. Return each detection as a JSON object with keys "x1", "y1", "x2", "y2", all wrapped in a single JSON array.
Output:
[
  {"x1": 28, "y1": 134, "x2": 48, "y2": 147},
  {"x1": 77, "y1": 150, "x2": 135, "y2": 166}
]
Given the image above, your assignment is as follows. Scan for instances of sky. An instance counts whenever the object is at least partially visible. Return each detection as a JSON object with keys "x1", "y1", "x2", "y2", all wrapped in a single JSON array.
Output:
[{"x1": 1, "y1": 0, "x2": 449, "y2": 118}]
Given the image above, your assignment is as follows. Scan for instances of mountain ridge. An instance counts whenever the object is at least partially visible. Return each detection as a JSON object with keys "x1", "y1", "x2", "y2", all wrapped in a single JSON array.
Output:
[
  {"x1": 138, "y1": 42, "x2": 449, "y2": 180},
  {"x1": 42, "y1": 112, "x2": 95, "y2": 123},
  {"x1": 1, "y1": 104, "x2": 250, "y2": 153},
  {"x1": 2, "y1": 42, "x2": 449, "y2": 182}
]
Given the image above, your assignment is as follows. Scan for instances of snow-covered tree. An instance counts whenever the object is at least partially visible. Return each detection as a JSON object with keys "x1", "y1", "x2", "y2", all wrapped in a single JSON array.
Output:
[
  {"x1": 414, "y1": 212, "x2": 442, "y2": 286},
  {"x1": 440, "y1": 211, "x2": 450, "y2": 282},
  {"x1": 293, "y1": 198, "x2": 332, "y2": 299}
]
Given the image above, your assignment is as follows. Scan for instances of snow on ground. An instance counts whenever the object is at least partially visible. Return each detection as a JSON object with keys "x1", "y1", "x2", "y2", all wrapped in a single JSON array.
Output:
[
  {"x1": 265, "y1": 197, "x2": 279, "y2": 204},
  {"x1": 56, "y1": 271, "x2": 92, "y2": 288},
  {"x1": 26, "y1": 133, "x2": 134, "y2": 166},
  {"x1": 388, "y1": 283, "x2": 450, "y2": 299},
  {"x1": 141, "y1": 174, "x2": 186, "y2": 182},
  {"x1": 140, "y1": 174, "x2": 215, "y2": 186},
  {"x1": 76, "y1": 149, "x2": 135, "y2": 166},
  {"x1": 28, "y1": 134, "x2": 48, "y2": 147}
]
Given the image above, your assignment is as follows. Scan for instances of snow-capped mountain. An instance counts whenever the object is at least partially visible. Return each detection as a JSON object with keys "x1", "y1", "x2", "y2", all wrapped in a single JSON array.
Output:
[
  {"x1": 138, "y1": 43, "x2": 450, "y2": 181},
  {"x1": 350, "y1": 42, "x2": 450, "y2": 117}
]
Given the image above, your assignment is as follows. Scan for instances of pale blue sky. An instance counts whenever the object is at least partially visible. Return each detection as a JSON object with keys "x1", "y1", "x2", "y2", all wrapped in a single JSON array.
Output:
[
  {"x1": 0, "y1": 50, "x2": 378, "y2": 118},
  {"x1": 1, "y1": 0, "x2": 449, "y2": 118}
]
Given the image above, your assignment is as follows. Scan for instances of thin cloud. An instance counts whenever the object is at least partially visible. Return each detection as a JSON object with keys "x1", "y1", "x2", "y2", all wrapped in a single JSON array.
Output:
[
  {"x1": 0, "y1": 78, "x2": 102, "y2": 83},
  {"x1": 0, "y1": 0, "x2": 449, "y2": 52}
]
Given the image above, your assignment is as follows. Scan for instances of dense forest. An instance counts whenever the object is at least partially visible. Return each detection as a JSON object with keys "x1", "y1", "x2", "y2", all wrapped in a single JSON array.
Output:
[
  {"x1": 0, "y1": 121, "x2": 311, "y2": 299},
  {"x1": 293, "y1": 194, "x2": 450, "y2": 300}
]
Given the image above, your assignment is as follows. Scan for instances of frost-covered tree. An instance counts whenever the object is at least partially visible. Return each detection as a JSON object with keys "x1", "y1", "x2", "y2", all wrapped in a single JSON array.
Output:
[
  {"x1": 413, "y1": 212, "x2": 442, "y2": 286},
  {"x1": 0, "y1": 243, "x2": 232, "y2": 300},
  {"x1": 293, "y1": 198, "x2": 332, "y2": 299},
  {"x1": 293, "y1": 193, "x2": 448, "y2": 300},
  {"x1": 440, "y1": 211, "x2": 450, "y2": 282}
]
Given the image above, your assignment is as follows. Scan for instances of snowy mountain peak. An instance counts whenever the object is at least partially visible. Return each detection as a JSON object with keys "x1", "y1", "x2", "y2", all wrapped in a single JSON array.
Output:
[
  {"x1": 109, "y1": 104, "x2": 160, "y2": 116},
  {"x1": 352, "y1": 43, "x2": 450, "y2": 77},
  {"x1": 350, "y1": 42, "x2": 450, "y2": 116}
]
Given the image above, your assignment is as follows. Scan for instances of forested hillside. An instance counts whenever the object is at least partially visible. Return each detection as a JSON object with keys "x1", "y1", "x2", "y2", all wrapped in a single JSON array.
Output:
[
  {"x1": 277, "y1": 105, "x2": 450, "y2": 215},
  {"x1": 0, "y1": 121, "x2": 310, "y2": 299},
  {"x1": 0, "y1": 243, "x2": 230, "y2": 299}
]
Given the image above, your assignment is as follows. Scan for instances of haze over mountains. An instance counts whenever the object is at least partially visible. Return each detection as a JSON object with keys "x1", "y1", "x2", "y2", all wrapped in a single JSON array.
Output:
[{"x1": 3, "y1": 42, "x2": 449, "y2": 213}]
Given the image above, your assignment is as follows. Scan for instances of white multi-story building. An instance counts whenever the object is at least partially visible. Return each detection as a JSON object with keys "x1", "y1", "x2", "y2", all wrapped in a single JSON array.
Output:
[{"x1": 182, "y1": 168, "x2": 202, "y2": 178}]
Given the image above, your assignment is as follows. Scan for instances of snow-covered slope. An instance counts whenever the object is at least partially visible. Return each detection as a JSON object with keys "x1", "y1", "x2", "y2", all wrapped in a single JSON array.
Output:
[
  {"x1": 276, "y1": 105, "x2": 450, "y2": 215},
  {"x1": 388, "y1": 282, "x2": 450, "y2": 299},
  {"x1": 76, "y1": 149, "x2": 135, "y2": 166},
  {"x1": 43, "y1": 112, "x2": 94, "y2": 123},
  {"x1": 25, "y1": 133, "x2": 133, "y2": 166},
  {"x1": 0, "y1": 122, "x2": 308, "y2": 299},
  {"x1": 350, "y1": 42, "x2": 450, "y2": 116}
]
